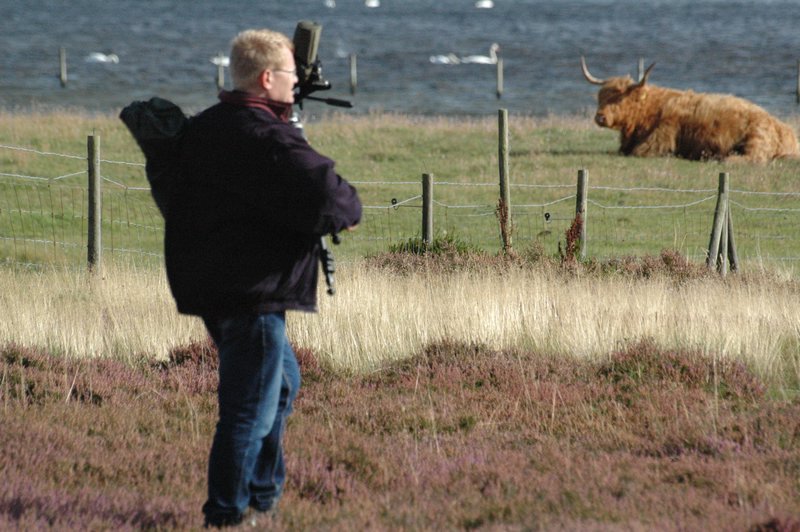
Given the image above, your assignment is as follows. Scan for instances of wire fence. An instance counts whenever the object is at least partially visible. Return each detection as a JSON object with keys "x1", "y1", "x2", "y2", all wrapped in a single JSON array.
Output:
[
  {"x1": 346, "y1": 175, "x2": 800, "y2": 269},
  {"x1": 1, "y1": 139, "x2": 800, "y2": 272},
  {"x1": 0, "y1": 141, "x2": 163, "y2": 268}
]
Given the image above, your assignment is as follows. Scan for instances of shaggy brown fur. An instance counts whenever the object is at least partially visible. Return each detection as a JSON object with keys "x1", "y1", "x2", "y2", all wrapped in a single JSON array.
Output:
[{"x1": 582, "y1": 60, "x2": 800, "y2": 163}]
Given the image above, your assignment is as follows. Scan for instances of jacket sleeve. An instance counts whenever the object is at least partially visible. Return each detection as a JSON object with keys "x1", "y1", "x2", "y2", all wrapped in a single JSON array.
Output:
[{"x1": 270, "y1": 124, "x2": 362, "y2": 236}]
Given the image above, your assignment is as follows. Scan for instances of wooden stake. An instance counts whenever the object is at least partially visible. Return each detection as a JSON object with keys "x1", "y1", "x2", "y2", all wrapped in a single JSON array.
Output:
[
  {"x1": 87, "y1": 135, "x2": 101, "y2": 272},
  {"x1": 496, "y1": 58, "x2": 504, "y2": 99},
  {"x1": 59, "y1": 47, "x2": 68, "y2": 87},
  {"x1": 422, "y1": 173, "x2": 433, "y2": 245},
  {"x1": 498, "y1": 109, "x2": 512, "y2": 252},
  {"x1": 216, "y1": 52, "x2": 225, "y2": 90},
  {"x1": 350, "y1": 53, "x2": 358, "y2": 95},
  {"x1": 707, "y1": 172, "x2": 731, "y2": 274},
  {"x1": 576, "y1": 169, "x2": 588, "y2": 260},
  {"x1": 727, "y1": 204, "x2": 740, "y2": 272}
]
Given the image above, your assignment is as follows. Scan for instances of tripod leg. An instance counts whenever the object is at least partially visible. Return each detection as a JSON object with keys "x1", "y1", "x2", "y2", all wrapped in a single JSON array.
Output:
[{"x1": 320, "y1": 236, "x2": 336, "y2": 296}]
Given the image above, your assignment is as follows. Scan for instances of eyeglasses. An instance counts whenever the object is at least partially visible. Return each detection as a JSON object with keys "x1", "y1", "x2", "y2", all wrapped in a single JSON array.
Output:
[{"x1": 272, "y1": 68, "x2": 297, "y2": 77}]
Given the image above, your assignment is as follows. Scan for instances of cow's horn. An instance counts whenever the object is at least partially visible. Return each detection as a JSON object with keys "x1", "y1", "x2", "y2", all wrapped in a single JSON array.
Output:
[
  {"x1": 580, "y1": 56, "x2": 605, "y2": 85},
  {"x1": 637, "y1": 62, "x2": 656, "y2": 87}
]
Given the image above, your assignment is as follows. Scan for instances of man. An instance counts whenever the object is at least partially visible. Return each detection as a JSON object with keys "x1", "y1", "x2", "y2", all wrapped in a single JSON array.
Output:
[{"x1": 165, "y1": 29, "x2": 361, "y2": 528}]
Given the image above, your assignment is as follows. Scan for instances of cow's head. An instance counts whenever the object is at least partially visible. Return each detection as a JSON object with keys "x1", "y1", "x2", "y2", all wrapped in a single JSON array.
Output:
[{"x1": 581, "y1": 56, "x2": 655, "y2": 129}]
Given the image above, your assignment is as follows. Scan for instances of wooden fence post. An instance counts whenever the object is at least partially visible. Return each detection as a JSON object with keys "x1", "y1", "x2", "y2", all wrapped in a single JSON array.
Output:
[
  {"x1": 59, "y1": 47, "x2": 68, "y2": 87},
  {"x1": 497, "y1": 109, "x2": 512, "y2": 253},
  {"x1": 496, "y1": 58, "x2": 504, "y2": 99},
  {"x1": 576, "y1": 169, "x2": 588, "y2": 260},
  {"x1": 707, "y1": 172, "x2": 729, "y2": 273},
  {"x1": 422, "y1": 173, "x2": 433, "y2": 245},
  {"x1": 727, "y1": 207, "x2": 739, "y2": 272},
  {"x1": 350, "y1": 53, "x2": 358, "y2": 95},
  {"x1": 87, "y1": 135, "x2": 102, "y2": 272},
  {"x1": 720, "y1": 185, "x2": 729, "y2": 276}
]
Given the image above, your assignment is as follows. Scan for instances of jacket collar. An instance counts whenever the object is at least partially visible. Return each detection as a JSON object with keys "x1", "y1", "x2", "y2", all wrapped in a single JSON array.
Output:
[{"x1": 218, "y1": 90, "x2": 293, "y2": 122}]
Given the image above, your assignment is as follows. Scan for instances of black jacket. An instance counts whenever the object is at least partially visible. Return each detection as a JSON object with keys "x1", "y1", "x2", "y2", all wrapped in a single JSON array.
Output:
[{"x1": 165, "y1": 93, "x2": 361, "y2": 316}]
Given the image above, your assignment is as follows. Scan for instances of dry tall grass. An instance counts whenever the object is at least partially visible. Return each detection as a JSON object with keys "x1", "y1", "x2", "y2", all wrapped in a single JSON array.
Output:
[
  {"x1": 0, "y1": 266, "x2": 199, "y2": 362},
  {"x1": 1, "y1": 262, "x2": 797, "y2": 385},
  {"x1": 293, "y1": 263, "x2": 800, "y2": 380}
]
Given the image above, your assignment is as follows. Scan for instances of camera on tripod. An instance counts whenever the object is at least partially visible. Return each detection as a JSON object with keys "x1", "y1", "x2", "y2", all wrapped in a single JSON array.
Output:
[
  {"x1": 291, "y1": 21, "x2": 351, "y2": 296},
  {"x1": 292, "y1": 20, "x2": 352, "y2": 109}
]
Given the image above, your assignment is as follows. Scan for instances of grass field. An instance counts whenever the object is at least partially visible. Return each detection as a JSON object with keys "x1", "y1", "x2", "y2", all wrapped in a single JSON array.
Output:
[
  {"x1": 1, "y1": 110, "x2": 799, "y2": 530},
  {"x1": 2, "y1": 110, "x2": 800, "y2": 269}
]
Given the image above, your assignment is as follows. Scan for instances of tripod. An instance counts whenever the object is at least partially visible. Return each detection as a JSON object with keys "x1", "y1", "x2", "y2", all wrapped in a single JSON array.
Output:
[
  {"x1": 290, "y1": 20, "x2": 353, "y2": 295},
  {"x1": 290, "y1": 112, "x2": 341, "y2": 296}
]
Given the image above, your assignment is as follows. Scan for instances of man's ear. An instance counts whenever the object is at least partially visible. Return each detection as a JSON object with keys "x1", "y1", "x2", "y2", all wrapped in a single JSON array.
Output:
[{"x1": 258, "y1": 69, "x2": 271, "y2": 90}]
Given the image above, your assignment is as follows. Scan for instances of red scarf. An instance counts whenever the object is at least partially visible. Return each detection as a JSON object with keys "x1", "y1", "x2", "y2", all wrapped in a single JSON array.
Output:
[{"x1": 218, "y1": 90, "x2": 293, "y2": 123}]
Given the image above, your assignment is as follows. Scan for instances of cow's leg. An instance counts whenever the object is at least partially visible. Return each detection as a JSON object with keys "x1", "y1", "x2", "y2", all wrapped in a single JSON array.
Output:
[
  {"x1": 776, "y1": 123, "x2": 800, "y2": 159},
  {"x1": 629, "y1": 126, "x2": 677, "y2": 157},
  {"x1": 735, "y1": 131, "x2": 772, "y2": 163}
]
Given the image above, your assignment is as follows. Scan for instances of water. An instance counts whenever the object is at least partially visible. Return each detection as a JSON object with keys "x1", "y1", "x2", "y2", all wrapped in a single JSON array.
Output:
[{"x1": 2, "y1": 0, "x2": 800, "y2": 118}]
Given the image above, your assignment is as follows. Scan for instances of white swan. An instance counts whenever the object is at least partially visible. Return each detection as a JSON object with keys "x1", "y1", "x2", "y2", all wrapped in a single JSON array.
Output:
[
  {"x1": 365, "y1": 0, "x2": 379, "y2": 7},
  {"x1": 429, "y1": 53, "x2": 460, "y2": 65},
  {"x1": 85, "y1": 52, "x2": 119, "y2": 64},
  {"x1": 475, "y1": 0, "x2": 494, "y2": 8},
  {"x1": 460, "y1": 43, "x2": 500, "y2": 64},
  {"x1": 210, "y1": 54, "x2": 230, "y2": 67}
]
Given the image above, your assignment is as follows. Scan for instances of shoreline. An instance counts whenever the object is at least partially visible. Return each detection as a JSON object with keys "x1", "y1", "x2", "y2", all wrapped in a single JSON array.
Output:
[{"x1": 2, "y1": 104, "x2": 800, "y2": 129}]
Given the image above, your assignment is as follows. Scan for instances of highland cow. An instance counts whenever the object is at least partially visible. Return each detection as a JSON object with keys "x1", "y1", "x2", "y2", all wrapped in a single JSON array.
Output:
[{"x1": 581, "y1": 57, "x2": 800, "y2": 162}]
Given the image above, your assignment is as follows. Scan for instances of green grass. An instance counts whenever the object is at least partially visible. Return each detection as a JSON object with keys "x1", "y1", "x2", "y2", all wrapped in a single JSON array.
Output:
[{"x1": 1, "y1": 110, "x2": 799, "y2": 270}]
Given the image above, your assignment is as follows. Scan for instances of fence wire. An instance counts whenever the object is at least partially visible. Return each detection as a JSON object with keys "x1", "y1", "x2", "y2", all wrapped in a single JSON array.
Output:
[{"x1": 1, "y1": 141, "x2": 799, "y2": 270}]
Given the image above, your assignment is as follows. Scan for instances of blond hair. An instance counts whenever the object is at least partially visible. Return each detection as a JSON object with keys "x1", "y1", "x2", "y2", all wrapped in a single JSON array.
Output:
[{"x1": 229, "y1": 29, "x2": 293, "y2": 91}]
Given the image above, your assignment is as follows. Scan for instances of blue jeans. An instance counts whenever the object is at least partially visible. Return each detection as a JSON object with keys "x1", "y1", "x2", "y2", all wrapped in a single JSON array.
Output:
[{"x1": 201, "y1": 312, "x2": 301, "y2": 527}]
